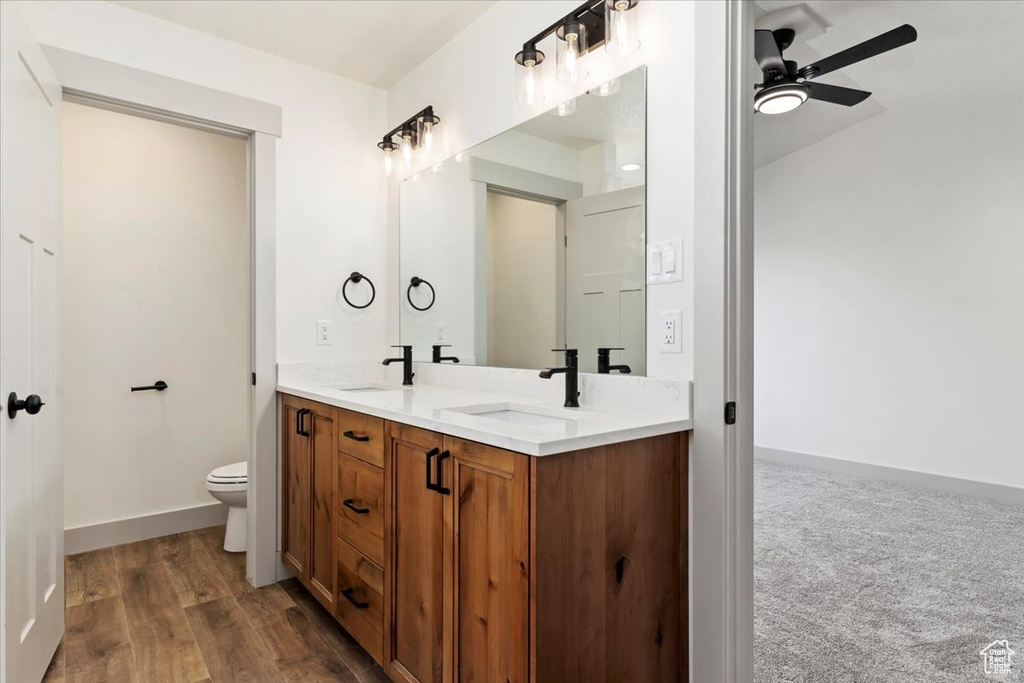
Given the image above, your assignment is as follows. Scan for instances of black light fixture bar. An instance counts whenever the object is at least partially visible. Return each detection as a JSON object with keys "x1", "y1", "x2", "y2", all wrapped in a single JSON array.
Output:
[
  {"x1": 521, "y1": 0, "x2": 608, "y2": 55},
  {"x1": 380, "y1": 105, "x2": 436, "y2": 146}
]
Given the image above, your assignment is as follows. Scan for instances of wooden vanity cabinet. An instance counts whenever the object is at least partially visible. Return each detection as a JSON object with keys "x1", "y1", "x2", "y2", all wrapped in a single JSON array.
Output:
[
  {"x1": 282, "y1": 392, "x2": 688, "y2": 682},
  {"x1": 281, "y1": 395, "x2": 337, "y2": 612}
]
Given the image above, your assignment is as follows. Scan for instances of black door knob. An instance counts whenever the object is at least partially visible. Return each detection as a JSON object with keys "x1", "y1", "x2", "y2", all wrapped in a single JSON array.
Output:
[{"x1": 7, "y1": 392, "x2": 45, "y2": 419}]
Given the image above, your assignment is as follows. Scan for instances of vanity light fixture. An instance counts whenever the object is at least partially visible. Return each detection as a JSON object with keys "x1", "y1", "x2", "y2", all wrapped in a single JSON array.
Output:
[
  {"x1": 376, "y1": 106, "x2": 441, "y2": 176},
  {"x1": 514, "y1": 0, "x2": 641, "y2": 100}
]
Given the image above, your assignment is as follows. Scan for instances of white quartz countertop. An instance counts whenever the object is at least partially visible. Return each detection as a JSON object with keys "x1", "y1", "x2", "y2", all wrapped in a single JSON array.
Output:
[{"x1": 277, "y1": 379, "x2": 691, "y2": 456}]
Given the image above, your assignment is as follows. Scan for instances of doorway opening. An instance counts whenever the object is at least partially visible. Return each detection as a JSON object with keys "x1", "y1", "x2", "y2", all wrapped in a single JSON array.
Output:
[{"x1": 60, "y1": 100, "x2": 252, "y2": 561}]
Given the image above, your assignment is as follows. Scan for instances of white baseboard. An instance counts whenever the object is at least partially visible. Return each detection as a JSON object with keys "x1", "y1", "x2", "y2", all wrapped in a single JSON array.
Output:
[
  {"x1": 755, "y1": 446, "x2": 1023, "y2": 506},
  {"x1": 65, "y1": 502, "x2": 229, "y2": 554}
]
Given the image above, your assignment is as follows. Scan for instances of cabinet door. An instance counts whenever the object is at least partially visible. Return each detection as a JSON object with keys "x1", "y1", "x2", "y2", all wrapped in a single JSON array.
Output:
[
  {"x1": 308, "y1": 404, "x2": 337, "y2": 610},
  {"x1": 385, "y1": 423, "x2": 445, "y2": 683},
  {"x1": 281, "y1": 398, "x2": 311, "y2": 581},
  {"x1": 443, "y1": 437, "x2": 530, "y2": 683}
]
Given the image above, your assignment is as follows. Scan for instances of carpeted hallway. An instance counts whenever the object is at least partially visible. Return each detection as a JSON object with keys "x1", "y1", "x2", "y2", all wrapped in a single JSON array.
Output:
[{"x1": 755, "y1": 460, "x2": 1024, "y2": 683}]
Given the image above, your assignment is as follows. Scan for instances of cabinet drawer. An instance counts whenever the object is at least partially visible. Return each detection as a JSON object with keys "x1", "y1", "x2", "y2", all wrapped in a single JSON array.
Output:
[
  {"x1": 338, "y1": 452, "x2": 384, "y2": 566},
  {"x1": 337, "y1": 408, "x2": 384, "y2": 467},
  {"x1": 336, "y1": 539, "x2": 384, "y2": 665}
]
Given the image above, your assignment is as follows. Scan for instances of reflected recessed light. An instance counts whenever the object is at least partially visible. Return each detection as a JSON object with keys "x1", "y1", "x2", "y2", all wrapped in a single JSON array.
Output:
[{"x1": 621, "y1": 163, "x2": 642, "y2": 172}]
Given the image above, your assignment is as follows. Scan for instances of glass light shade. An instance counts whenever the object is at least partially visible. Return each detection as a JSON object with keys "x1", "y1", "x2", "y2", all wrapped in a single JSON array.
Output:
[
  {"x1": 589, "y1": 77, "x2": 620, "y2": 97},
  {"x1": 399, "y1": 126, "x2": 416, "y2": 163},
  {"x1": 417, "y1": 113, "x2": 441, "y2": 156},
  {"x1": 377, "y1": 138, "x2": 399, "y2": 177},
  {"x1": 556, "y1": 21, "x2": 589, "y2": 83},
  {"x1": 605, "y1": 0, "x2": 641, "y2": 57},
  {"x1": 515, "y1": 45, "x2": 546, "y2": 104},
  {"x1": 551, "y1": 98, "x2": 577, "y2": 117},
  {"x1": 754, "y1": 83, "x2": 808, "y2": 115}
]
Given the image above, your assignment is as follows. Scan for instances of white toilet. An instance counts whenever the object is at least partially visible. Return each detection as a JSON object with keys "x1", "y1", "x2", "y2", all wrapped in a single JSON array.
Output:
[{"x1": 206, "y1": 461, "x2": 248, "y2": 552}]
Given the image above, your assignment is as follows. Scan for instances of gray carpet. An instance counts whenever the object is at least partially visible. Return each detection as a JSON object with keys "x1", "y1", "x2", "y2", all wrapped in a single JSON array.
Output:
[{"x1": 755, "y1": 459, "x2": 1024, "y2": 683}]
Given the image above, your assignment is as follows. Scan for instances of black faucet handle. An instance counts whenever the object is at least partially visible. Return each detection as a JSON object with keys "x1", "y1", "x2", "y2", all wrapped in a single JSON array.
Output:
[
  {"x1": 432, "y1": 344, "x2": 451, "y2": 348},
  {"x1": 551, "y1": 347, "x2": 578, "y2": 356},
  {"x1": 391, "y1": 344, "x2": 413, "y2": 350},
  {"x1": 597, "y1": 347, "x2": 625, "y2": 354}
]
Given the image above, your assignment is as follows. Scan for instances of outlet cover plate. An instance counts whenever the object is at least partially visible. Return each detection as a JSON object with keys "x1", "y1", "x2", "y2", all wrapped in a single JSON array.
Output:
[
  {"x1": 659, "y1": 309, "x2": 682, "y2": 353},
  {"x1": 317, "y1": 320, "x2": 332, "y2": 345}
]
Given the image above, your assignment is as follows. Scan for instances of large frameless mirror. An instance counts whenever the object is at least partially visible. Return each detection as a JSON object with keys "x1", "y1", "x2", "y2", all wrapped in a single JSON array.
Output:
[{"x1": 400, "y1": 66, "x2": 646, "y2": 375}]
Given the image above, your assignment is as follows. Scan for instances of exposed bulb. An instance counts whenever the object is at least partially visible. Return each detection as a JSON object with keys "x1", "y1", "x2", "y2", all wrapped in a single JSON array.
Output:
[
  {"x1": 524, "y1": 63, "x2": 538, "y2": 103},
  {"x1": 422, "y1": 122, "x2": 434, "y2": 152}
]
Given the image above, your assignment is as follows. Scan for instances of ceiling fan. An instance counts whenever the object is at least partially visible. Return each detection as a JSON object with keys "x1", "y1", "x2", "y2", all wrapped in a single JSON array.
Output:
[{"x1": 754, "y1": 24, "x2": 917, "y2": 115}]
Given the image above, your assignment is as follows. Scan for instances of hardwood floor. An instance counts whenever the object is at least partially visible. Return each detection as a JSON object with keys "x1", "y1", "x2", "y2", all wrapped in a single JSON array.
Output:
[{"x1": 44, "y1": 526, "x2": 389, "y2": 683}]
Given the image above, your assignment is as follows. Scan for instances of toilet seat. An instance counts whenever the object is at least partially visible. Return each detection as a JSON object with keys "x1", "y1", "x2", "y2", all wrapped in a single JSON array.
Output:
[{"x1": 207, "y1": 461, "x2": 247, "y2": 485}]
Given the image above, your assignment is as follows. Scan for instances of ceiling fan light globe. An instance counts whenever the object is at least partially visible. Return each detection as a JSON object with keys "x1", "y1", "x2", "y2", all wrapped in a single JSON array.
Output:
[{"x1": 754, "y1": 83, "x2": 808, "y2": 115}]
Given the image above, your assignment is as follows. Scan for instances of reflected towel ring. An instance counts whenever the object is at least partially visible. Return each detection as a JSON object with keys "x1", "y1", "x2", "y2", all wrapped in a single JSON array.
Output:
[
  {"x1": 407, "y1": 276, "x2": 435, "y2": 312},
  {"x1": 342, "y1": 272, "x2": 376, "y2": 309}
]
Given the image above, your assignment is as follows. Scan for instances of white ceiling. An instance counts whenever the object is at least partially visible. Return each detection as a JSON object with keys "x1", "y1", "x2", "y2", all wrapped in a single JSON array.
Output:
[
  {"x1": 107, "y1": 0, "x2": 498, "y2": 88},
  {"x1": 754, "y1": 1, "x2": 1024, "y2": 168}
]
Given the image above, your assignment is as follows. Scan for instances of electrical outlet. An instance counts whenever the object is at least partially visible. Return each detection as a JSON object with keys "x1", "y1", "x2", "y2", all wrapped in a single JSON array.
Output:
[
  {"x1": 434, "y1": 323, "x2": 447, "y2": 343},
  {"x1": 317, "y1": 320, "x2": 332, "y2": 345},
  {"x1": 659, "y1": 310, "x2": 682, "y2": 353}
]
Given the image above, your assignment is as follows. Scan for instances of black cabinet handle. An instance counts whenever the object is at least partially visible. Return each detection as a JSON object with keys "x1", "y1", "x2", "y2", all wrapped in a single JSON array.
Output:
[
  {"x1": 425, "y1": 448, "x2": 440, "y2": 491},
  {"x1": 131, "y1": 380, "x2": 168, "y2": 392},
  {"x1": 343, "y1": 499, "x2": 370, "y2": 514},
  {"x1": 434, "y1": 450, "x2": 451, "y2": 496},
  {"x1": 343, "y1": 430, "x2": 370, "y2": 442},
  {"x1": 296, "y1": 408, "x2": 310, "y2": 437},
  {"x1": 341, "y1": 588, "x2": 369, "y2": 609}
]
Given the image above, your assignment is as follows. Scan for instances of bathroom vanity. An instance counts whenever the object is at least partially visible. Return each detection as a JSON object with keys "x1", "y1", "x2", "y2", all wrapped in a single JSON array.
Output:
[{"x1": 278, "y1": 380, "x2": 690, "y2": 682}]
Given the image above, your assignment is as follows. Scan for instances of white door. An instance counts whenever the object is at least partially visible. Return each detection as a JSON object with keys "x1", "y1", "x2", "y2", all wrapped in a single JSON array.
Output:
[
  {"x1": 0, "y1": 3, "x2": 64, "y2": 682},
  {"x1": 565, "y1": 186, "x2": 646, "y2": 374}
]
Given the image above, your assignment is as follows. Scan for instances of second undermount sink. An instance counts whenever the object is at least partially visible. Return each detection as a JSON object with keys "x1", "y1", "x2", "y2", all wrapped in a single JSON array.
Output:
[
  {"x1": 323, "y1": 383, "x2": 401, "y2": 393},
  {"x1": 444, "y1": 402, "x2": 584, "y2": 427}
]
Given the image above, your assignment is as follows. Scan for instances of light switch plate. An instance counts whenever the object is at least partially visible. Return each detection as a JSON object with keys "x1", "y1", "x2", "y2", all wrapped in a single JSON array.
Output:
[
  {"x1": 659, "y1": 309, "x2": 682, "y2": 353},
  {"x1": 317, "y1": 320, "x2": 332, "y2": 345},
  {"x1": 647, "y1": 239, "x2": 684, "y2": 284}
]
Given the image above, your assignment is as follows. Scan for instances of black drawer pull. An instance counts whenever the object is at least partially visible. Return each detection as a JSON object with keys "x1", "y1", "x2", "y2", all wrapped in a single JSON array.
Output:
[
  {"x1": 434, "y1": 450, "x2": 451, "y2": 496},
  {"x1": 296, "y1": 408, "x2": 310, "y2": 437},
  {"x1": 343, "y1": 499, "x2": 370, "y2": 514},
  {"x1": 425, "y1": 448, "x2": 440, "y2": 490},
  {"x1": 341, "y1": 588, "x2": 369, "y2": 609},
  {"x1": 343, "y1": 430, "x2": 370, "y2": 442}
]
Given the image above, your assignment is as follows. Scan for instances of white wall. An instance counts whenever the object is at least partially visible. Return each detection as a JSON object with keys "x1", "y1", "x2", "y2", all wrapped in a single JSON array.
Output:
[
  {"x1": 62, "y1": 102, "x2": 249, "y2": 528},
  {"x1": 386, "y1": 0, "x2": 695, "y2": 380},
  {"x1": 754, "y1": 91, "x2": 1024, "y2": 488},
  {"x1": 21, "y1": 0, "x2": 388, "y2": 365}
]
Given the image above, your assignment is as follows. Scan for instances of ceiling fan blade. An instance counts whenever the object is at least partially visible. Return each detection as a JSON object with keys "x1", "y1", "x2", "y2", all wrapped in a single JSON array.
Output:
[
  {"x1": 802, "y1": 24, "x2": 917, "y2": 80},
  {"x1": 805, "y1": 82, "x2": 872, "y2": 106},
  {"x1": 755, "y1": 29, "x2": 786, "y2": 76}
]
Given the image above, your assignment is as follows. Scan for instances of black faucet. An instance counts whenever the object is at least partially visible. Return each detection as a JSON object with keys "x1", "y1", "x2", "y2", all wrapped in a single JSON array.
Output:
[
  {"x1": 597, "y1": 347, "x2": 632, "y2": 374},
  {"x1": 432, "y1": 344, "x2": 460, "y2": 364},
  {"x1": 382, "y1": 345, "x2": 415, "y2": 385},
  {"x1": 539, "y1": 348, "x2": 580, "y2": 408}
]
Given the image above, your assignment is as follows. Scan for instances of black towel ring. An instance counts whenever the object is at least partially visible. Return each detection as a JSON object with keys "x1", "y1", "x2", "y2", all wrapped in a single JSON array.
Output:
[
  {"x1": 407, "y1": 276, "x2": 435, "y2": 312},
  {"x1": 342, "y1": 272, "x2": 375, "y2": 309}
]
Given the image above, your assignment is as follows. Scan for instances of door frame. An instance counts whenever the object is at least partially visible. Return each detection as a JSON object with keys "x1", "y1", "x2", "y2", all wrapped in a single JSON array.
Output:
[
  {"x1": 691, "y1": 1, "x2": 755, "y2": 682},
  {"x1": 41, "y1": 47, "x2": 283, "y2": 587}
]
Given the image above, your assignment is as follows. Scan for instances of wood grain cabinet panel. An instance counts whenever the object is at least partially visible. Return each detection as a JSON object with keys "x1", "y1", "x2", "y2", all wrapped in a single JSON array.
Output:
[
  {"x1": 338, "y1": 452, "x2": 385, "y2": 567},
  {"x1": 307, "y1": 405, "x2": 337, "y2": 611},
  {"x1": 443, "y1": 437, "x2": 530, "y2": 683},
  {"x1": 384, "y1": 423, "x2": 445, "y2": 683},
  {"x1": 336, "y1": 538, "x2": 384, "y2": 665},
  {"x1": 337, "y1": 407, "x2": 385, "y2": 467},
  {"x1": 281, "y1": 396, "x2": 311, "y2": 582}
]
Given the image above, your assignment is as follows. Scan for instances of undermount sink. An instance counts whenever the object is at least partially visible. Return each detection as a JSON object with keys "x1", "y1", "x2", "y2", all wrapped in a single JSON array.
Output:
[
  {"x1": 444, "y1": 402, "x2": 584, "y2": 427},
  {"x1": 323, "y1": 383, "x2": 401, "y2": 393}
]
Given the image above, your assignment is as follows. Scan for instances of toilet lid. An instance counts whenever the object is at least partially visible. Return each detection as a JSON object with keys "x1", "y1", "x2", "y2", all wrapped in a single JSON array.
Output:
[{"x1": 208, "y1": 461, "x2": 247, "y2": 482}]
